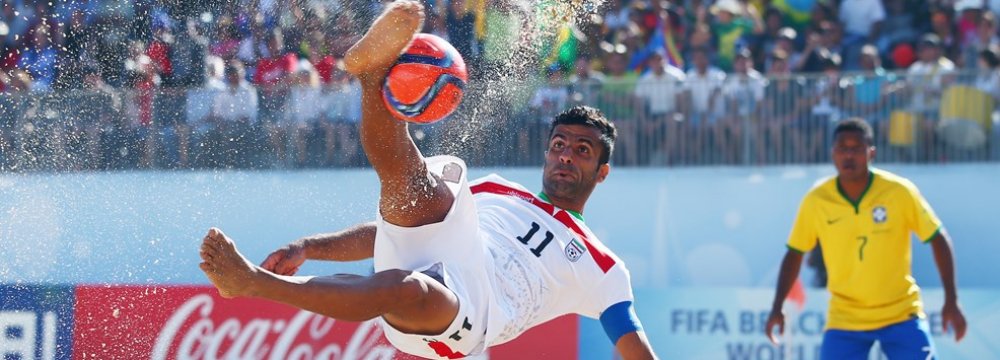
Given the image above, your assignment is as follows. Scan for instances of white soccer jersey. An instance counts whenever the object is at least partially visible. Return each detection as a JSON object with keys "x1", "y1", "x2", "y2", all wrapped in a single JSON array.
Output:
[
  {"x1": 373, "y1": 156, "x2": 634, "y2": 359},
  {"x1": 470, "y1": 174, "x2": 634, "y2": 346}
]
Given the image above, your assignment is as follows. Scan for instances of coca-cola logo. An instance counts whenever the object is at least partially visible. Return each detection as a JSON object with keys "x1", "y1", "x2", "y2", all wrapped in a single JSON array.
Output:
[{"x1": 152, "y1": 294, "x2": 398, "y2": 360}]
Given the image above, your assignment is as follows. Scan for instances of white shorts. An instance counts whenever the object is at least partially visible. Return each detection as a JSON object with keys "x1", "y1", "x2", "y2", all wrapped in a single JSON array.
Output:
[{"x1": 373, "y1": 155, "x2": 490, "y2": 359}]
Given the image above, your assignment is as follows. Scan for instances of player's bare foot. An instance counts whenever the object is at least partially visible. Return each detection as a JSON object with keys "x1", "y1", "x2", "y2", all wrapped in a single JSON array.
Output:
[
  {"x1": 199, "y1": 227, "x2": 261, "y2": 299},
  {"x1": 343, "y1": 0, "x2": 424, "y2": 79}
]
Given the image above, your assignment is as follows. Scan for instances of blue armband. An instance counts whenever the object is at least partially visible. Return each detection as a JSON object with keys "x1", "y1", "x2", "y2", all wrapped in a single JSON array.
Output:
[{"x1": 600, "y1": 301, "x2": 643, "y2": 344}]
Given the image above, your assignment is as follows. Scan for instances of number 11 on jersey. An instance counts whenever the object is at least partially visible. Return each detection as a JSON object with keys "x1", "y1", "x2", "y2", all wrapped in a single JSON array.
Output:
[{"x1": 517, "y1": 222, "x2": 554, "y2": 257}]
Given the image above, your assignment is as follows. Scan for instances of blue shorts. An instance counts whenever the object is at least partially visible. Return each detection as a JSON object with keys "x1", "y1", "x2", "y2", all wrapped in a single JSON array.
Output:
[{"x1": 821, "y1": 318, "x2": 935, "y2": 360}]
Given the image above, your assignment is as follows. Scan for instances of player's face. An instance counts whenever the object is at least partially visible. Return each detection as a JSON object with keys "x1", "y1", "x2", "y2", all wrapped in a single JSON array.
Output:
[
  {"x1": 543, "y1": 124, "x2": 610, "y2": 201},
  {"x1": 832, "y1": 131, "x2": 875, "y2": 181}
]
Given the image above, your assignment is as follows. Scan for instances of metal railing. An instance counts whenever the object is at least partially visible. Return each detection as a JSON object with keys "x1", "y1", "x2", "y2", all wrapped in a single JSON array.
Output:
[
  {"x1": 0, "y1": 69, "x2": 997, "y2": 172},
  {"x1": 497, "y1": 69, "x2": 1000, "y2": 167}
]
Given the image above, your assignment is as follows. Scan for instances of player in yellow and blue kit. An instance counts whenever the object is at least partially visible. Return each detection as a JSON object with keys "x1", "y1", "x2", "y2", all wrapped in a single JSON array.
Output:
[{"x1": 765, "y1": 118, "x2": 967, "y2": 359}]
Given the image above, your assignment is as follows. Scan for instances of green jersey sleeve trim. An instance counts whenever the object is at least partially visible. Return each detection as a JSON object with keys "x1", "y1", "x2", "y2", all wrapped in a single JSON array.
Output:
[
  {"x1": 922, "y1": 227, "x2": 942, "y2": 244},
  {"x1": 787, "y1": 244, "x2": 806, "y2": 254}
]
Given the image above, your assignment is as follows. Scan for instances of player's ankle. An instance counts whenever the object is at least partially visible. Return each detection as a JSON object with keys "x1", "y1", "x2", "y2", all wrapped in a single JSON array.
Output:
[{"x1": 239, "y1": 266, "x2": 267, "y2": 298}]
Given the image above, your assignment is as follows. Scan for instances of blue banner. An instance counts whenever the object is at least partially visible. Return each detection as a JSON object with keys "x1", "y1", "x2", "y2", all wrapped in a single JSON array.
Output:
[
  {"x1": 0, "y1": 284, "x2": 75, "y2": 360},
  {"x1": 581, "y1": 288, "x2": 1000, "y2": 359}
]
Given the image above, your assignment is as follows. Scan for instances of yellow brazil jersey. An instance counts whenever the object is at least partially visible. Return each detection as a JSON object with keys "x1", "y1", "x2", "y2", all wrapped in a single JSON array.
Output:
[{"x1": 787, "y1": 168, "x2": 943, "y2": 331}]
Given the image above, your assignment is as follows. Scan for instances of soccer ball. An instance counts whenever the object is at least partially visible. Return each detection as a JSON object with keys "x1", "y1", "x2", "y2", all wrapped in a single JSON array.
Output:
[{"x1": 382, "y1": 33, "x2": 468, "y2": 124}]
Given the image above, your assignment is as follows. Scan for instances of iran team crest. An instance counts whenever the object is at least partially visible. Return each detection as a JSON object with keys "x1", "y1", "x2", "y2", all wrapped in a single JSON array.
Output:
[
  {"x1": 872, "y1": 206, "x2": 888, "y2": 224},
  {"x1": 565, "y1": 238, "x2": 587, "y2": 262}
]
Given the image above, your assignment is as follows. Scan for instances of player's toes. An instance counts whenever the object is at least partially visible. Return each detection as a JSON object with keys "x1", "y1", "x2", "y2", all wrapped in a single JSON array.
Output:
[
  {"x1": 217, "y1": 236, "x2": 236, "y2": 252},
  {"x1": 393, "y1": 0, "x2": 422, "y2": 11},
  {"x1": 206, "y1": 229, "x2": 229, "y2": 247},
  {"x1": 406, "y1": 2, "x2": 425, "y2": 15},
  {"x1": 201, "y1": 238, "x2": 219, "y2": 255},
  {"x1": 199, "y1": 261, "x2": 213, "y2": 273},
  {"x1": 388, "y1": 1, "x2": 423, "y2": 22},
  {"x1": 199, "y1": 248, "x2": 213, "y2": 261},
  {"x1": 212, "y1": 227, "x2": 227, "y2": 239}
]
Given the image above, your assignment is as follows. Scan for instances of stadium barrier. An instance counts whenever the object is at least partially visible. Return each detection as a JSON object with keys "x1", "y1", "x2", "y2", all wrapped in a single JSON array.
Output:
[{"x1": 1, "y1": 70, "x2": 998, "y2": 171}]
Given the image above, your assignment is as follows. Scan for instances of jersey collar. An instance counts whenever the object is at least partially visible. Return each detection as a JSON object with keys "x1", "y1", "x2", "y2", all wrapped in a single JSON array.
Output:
[
  {"x1": 538, "y1": 192, "x2": 585, "y2": 222},
  {"x1": 836, "y1": 170, "x2": 875, "y2": 214}
]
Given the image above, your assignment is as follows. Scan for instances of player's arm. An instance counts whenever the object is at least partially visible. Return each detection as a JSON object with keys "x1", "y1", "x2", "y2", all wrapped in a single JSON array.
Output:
[
  {"x1": 905, "y1": 179, "x2": 966, "y2": 341},
  {"x1": 765, "y1": 195, "x2": 815, "y2": 344},
  {"x1": 765, "y1": 248, "x2": 805, "y2": 344},
  {"x1": 602, "y1": 301, "x2": 658, "y2": 359},
  {"x1": 615, "y1": 331, "x2": 657, "y2": 360},
  {"x1": 297, "y1": 222, "x2": 377, "y2": 262},
  {"x1": 260, "y1": 222, "x2": 377, "y2": 275},
  {"x1": 928, "y1": 230, "x2": 967, "y2": 341}
]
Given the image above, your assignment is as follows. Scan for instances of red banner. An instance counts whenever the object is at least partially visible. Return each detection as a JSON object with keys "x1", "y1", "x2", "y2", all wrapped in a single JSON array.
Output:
[{"x1": 72, "y1": 285, "x2": 577, "y2": 359}]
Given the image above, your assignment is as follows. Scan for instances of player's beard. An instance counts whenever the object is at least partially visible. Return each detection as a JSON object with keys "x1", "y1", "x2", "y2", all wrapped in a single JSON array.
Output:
[{"x1": 543, "y1": 165, "x2": 597, "y2": 202}]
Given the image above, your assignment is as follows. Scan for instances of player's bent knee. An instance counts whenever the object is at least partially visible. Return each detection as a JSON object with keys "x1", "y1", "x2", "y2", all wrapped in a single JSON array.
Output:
[
  {"x1": 379, "y1": 173, "x2": 454, "y2": 226},
  {"x1": 384, "y1": 270, "x2": 427, "y2": 300},
  {"x1": 372, "y1": 269, "x2": 437, "y2": 306},
  {"x1": 375, "y1": 269, "x2": 459, "y2": 335}
]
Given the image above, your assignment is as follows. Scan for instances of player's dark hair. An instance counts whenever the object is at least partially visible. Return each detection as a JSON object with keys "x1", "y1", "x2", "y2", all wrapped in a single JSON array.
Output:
[
  {"x1": 833, "y1": 117, "x2": 874, "y2": 145},
  {"x1": 549, "y1": 105, "x2": 617, "y2": 165}
]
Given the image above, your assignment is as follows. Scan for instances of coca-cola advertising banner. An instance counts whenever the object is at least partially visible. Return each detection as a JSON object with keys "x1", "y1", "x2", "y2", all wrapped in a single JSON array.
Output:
[{"x1": 2, "y1": 284, "x2": 577, "y2": 360}]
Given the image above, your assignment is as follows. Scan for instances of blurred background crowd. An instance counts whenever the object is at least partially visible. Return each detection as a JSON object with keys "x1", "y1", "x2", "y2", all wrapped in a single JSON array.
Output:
[{"x1": 1, "y1": 0, "x2": 999, "y2": 171}]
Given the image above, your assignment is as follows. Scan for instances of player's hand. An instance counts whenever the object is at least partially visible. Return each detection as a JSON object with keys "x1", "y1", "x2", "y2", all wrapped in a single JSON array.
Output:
[
  {"x1": 260, "y1": 242, "x2": 307, "y2": 276},
  {"x1": 941, "y1": 301, "x2": 967, "y2": 342},
  {"x1": 764, "y1": 310, "x2": 785, "y2": 345}
]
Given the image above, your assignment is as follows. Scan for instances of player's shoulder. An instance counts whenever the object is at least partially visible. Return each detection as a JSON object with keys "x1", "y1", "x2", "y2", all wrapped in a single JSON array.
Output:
[
  {"x1": 593, "y1": 247, "x2": 633, "y2": 287},
  {"x1": 469, "y1": 174, "x2": 531, "y2": 194},
  {"x1": 804, "y1": 175, "x2": 838, "y2": 199},
  {"x1": 871, "y1": 168, "x2": 920, "y2": 194}
]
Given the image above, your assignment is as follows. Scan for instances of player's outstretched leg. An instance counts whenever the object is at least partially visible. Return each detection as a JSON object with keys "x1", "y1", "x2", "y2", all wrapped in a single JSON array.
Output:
[
  {"x1": 198, "y1": 228, "x2": 458, "y2": 332},
  {"x1": 344, "y1": 0, "x2": 454, "y2": 228}
]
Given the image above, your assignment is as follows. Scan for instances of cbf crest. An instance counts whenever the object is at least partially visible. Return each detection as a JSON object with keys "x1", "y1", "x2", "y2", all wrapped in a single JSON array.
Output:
[
  {"x1": 565, "y1": 238, "x2": 587, "y2": 262},
  {"x1": 872, "y1": 206, "x2": 888, "y2": 224}
]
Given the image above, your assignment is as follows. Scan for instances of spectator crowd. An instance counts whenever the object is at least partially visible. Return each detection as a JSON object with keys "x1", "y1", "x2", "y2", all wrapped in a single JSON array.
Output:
[{"x1": 1, "y1": 0, "x2": 999, "y2": 170}]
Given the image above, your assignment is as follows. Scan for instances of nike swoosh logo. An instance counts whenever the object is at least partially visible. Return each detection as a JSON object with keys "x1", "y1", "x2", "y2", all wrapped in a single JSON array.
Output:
[{"x1": 827, "y1": 218, "x2": 843, "y2": 225}]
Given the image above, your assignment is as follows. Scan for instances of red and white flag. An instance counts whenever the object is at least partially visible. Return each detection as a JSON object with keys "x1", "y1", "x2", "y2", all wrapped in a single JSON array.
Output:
[{"x1": 787, "y1": 278, "x2": 806, "y2": 310}]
